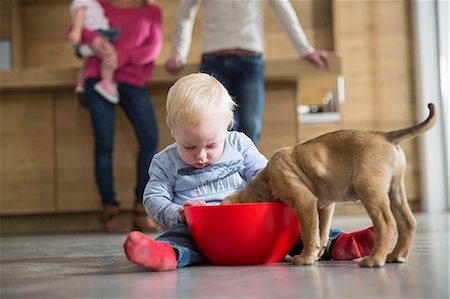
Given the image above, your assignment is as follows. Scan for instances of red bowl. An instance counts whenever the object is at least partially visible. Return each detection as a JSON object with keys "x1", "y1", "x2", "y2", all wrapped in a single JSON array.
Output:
[{"x1": 184, "y1": 202, "x2": 300, "y2": 265}]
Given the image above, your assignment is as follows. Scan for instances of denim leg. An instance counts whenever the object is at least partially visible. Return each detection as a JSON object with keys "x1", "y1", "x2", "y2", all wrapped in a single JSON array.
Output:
[
  {"x1": 200, "y1": 54, "x2": 232, "y2": 98},
  {"x1": 156, "y1": 224, "x2": 208, "y2": 268},
  {"x1": 231, "y1": 54, "x2": 264, "y2": 145},
  {"x1": 117, "y1": 83, "x2": 159, "y2": 204},
  {"x1": 200, "y1": 54, "x2": 264, "y2": 144},
  {"x1": 288, "y1": 227, "x2": 344, "y2": 260},
  {"x1": 85, "y1": 78, "x2": 118, "y2": 206}
]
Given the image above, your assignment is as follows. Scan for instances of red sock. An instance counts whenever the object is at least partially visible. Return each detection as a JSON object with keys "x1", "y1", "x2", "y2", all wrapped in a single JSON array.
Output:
[
  {"x1": 123, "y1": 231, "x2": 177, "y2": 271},
  {"x1": 330, "y1": 227, "x2": 376, "y2": 260}
]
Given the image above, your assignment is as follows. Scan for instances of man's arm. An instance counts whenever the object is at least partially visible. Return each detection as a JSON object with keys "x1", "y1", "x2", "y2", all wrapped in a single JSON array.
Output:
[
  {"x1": 269, "y1": 0, "x2": 331, "y2": 68},
  {"x1": 165, "y1": 0, "x2": 199, "y2": 73}
]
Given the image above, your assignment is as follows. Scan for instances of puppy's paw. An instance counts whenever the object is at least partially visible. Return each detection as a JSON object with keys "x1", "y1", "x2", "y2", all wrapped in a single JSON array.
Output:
[
  {"x1": 221, "y1": 194, "x2": 240, "y2": 205},
  {"x1": 386, "y1": 252, "x2": 407, "y2": 263},
  {"x1": 291, "y1": 254, "x2": 317, "y2": 266},
  {"x1": 221, "y1": 198, "x2": 232, "y2": 205},
  {"x1": 318, "y1": 245, "x2": 327, "y2": 259},
  {"x1": 358, "y1": 256, "x2": 385, "y2": 268}
]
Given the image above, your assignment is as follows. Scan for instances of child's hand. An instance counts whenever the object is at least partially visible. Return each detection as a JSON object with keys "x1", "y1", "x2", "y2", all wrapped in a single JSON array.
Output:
[
  {"x1": 68, "y1": 29, "x2": 82, "y2": 45},
  {"x1": 178, "y1": 200, "x2": 206, "y2": 224}
]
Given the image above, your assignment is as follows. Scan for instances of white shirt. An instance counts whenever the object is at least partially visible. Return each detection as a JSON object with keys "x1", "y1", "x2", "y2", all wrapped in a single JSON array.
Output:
[
  {"x1": 70, "y1": 0, "x2": 109, "y2": 31},
  {"x1": 170, "y1": 0, "x2": 315, "y2": 59}
]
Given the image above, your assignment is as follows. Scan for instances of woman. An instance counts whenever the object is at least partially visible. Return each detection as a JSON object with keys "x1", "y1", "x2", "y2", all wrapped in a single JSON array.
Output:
[{"x1": 72, "y1": 0, "x2": 163, "y2": 232}]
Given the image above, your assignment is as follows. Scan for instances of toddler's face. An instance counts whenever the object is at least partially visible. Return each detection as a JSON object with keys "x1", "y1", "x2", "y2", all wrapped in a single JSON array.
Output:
[{"x1": 172, "y1": 118, "x2": 228, "y2": 168}]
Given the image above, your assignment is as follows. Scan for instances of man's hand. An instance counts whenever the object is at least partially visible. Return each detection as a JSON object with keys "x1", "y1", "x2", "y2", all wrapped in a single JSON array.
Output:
[
  {"x1": 165, "y1": 56, "x2": 186, "y2": 74},
  {"x1": 306, "y1": 50, "x2": 332, "y2": 69},
  {"x1": 178, "y1": 200, "x2": 206, "y2": 223}
]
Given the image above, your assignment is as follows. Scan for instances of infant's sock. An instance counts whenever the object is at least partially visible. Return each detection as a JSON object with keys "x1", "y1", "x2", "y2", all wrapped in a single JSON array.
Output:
[
  {"x1": 330, "y1": 227, "x2": 376, "y2": 260},
  {"x1": 123, "y1": 231, "x2": 177, "y2": 271}
]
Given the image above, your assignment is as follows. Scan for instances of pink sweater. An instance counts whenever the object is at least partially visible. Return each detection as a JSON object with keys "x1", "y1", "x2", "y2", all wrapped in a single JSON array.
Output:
[{"x1": 81, "y1": 1, "x2": 162, "y2": 88}]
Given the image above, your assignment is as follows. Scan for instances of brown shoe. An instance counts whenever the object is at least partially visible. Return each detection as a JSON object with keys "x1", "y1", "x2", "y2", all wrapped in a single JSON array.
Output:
[
  {"x1": 132, "y1": 203, "x2": 166, "y2": 233},
  {"x1": 100, "y1": 204, "x2": 127, "y2": 233}
]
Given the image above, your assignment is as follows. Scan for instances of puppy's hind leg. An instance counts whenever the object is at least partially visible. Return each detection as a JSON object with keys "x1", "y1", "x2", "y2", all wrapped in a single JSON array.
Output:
[{"x1": 386, "y1": 171, "x2": 417, "y2": 263}]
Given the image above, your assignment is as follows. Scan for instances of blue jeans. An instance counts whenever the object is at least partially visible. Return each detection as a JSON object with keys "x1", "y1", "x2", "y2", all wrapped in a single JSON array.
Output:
[
  {"x1": 156, "y1": 224, "x2": 344, "y2": 268},
  {"x1": 200, "y1": 53, "x2": 265, "y2": 144},
  {"x1": 85, "y1": 78, "x2": 159, "y2": 206}
]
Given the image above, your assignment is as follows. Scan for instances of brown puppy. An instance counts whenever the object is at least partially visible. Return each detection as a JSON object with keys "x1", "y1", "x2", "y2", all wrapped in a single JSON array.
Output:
[{"x1": 222, "y1": 103, "x2": 437, "y2": 267}]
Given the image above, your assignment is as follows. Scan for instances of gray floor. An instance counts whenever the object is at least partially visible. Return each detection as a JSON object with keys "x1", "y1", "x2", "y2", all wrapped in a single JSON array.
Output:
[{"x1": 1, "y1": 213, "x2": 449, "y2": 299}]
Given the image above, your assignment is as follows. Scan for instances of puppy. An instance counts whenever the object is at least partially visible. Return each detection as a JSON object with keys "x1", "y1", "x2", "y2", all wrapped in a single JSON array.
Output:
[{"x1": 223, "y1": 103, "x2": 437, "y2": 267}]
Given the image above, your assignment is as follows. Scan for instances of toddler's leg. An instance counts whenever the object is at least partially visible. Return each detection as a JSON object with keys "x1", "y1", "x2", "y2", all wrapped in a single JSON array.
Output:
[
  {"x1": 288, "y1": 226, "x2": 376, "y2": 261},
  {"x1": 124, "y1": 231, "x2": 177, "y2": 271},
  {"x1": 93, "y1": 38, "x2": 119, "y2": 104},
  {"x1": 74, "y1": 66, "x2": 87, "y2": 108},
  {"x1": 94, "y1": 79, "x2": 119, "y2": 104},
  {"x1": 330, "y1": 227, "x2": 376, "y2": 260}
]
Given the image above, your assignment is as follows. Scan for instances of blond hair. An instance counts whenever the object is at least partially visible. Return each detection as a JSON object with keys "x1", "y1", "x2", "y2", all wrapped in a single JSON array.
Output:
[{"x1": 166, "y1": 73, "x2": 236, "y2": 128}]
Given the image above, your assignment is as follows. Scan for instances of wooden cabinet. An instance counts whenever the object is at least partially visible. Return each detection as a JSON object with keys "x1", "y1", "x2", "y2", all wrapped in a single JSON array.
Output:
[
  {"x1": 54, "y1": 93, "x2": 98, "y2": 212},
  {"x1": 1, "y1": 92, "x2": 55, "y2": 214}
]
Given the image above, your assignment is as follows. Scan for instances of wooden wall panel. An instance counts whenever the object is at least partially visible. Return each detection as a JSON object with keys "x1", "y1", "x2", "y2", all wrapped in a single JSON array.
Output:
[
  {"x1": 333, "y1": 0, "x2": 414, "y2": 127},
  {"x1": 331, "y1": 0, "x2": 418, "y2": 201},
  {"x1": 22, "y1": 0, "x2": 76, "y2": 68},
  {"x1": 259, "y1": 84, "x2": 297, "y2": 157},
  {"x1": 1, "y1": 93, "x2": 55, "y2": 214},
  {"x1": 0, "y1": 0, "x2": 11, "y2": 38},
  {"x1": 55, "y1": 93, "x2": 98, "y2": 212}
]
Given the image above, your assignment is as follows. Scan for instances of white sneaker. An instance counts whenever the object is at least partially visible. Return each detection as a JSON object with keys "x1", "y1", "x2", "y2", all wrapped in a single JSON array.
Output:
[{"x1": 78, "y1": 44, "x2": 94, "y2": 57}]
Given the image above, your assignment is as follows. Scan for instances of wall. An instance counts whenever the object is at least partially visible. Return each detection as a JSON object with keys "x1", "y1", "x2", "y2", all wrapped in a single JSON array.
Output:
[{"x1": 0, "y1": 0, "x2": 421, "y2": 228}]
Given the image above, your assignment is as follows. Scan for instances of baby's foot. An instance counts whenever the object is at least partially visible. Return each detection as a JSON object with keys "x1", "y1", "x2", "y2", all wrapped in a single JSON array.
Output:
[
  {"x1": 123, "y1": 231, "x2": 177, "y2": 271},
  {"x1": 94, "y1": 80, "x2": 119, "y2": 104},
  {"x1": 331, "y1": 227, "x2": 376, "y2": 260}
]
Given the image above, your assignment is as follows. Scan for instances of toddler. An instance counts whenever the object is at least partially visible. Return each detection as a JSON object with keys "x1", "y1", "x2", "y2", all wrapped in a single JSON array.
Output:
[
  {"x1": 68, "y1": 0, "x2": 120, "y2": 104},
  {"x1": 123, "y1": 73, "x2": 375, "y2": 271}
]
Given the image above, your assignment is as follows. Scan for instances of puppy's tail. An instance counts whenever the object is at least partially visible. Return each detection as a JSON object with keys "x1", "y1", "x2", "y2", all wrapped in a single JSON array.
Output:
[{"x1": 384, "y1": 103, "x2": 437, "y2": 144}]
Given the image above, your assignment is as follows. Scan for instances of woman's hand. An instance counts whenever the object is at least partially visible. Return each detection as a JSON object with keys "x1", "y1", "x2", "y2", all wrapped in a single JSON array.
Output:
[{"x1": 178, "y1": 200, "x2": 206, "y2": 224}]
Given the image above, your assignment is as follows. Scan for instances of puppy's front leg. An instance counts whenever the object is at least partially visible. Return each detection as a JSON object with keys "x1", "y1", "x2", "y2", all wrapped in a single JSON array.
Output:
[
  {"x1": 283, "y1": 187, "x2": 321, "y2": 266},
  {"x1": 318, "y1": 203, "x2": 335, "y2": 258}
]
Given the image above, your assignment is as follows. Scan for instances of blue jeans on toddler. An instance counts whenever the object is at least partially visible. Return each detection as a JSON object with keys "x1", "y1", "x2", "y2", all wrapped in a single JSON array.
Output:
[
  {"x1": 200, "y1": 53, "x2": 265, "y2": 145},
  {"x1": 85, "y1": 78, "x2": 159, "y2": 206},
  {"x1": 156, "y1": 224, "x2": 344, "y2": 268}
]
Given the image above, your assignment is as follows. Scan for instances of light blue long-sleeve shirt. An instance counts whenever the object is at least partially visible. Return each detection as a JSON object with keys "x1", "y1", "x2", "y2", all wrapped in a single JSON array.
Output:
[{"x1": 143, "y1": 131, "x2": 268, "y2": 227}]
